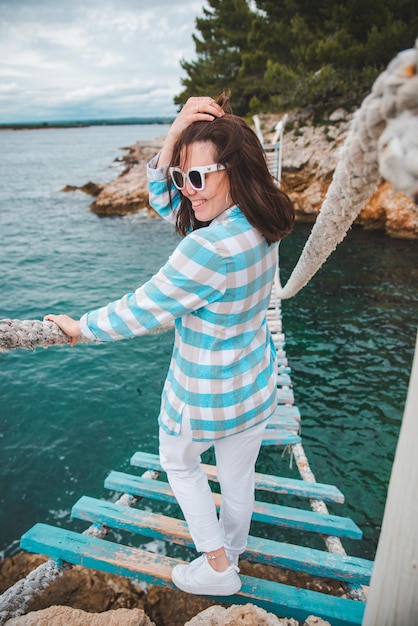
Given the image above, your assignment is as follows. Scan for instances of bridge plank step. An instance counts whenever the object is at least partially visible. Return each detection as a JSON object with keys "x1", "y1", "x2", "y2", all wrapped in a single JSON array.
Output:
[
  {"x1": 277, "y1": 356, "x2": 288, "y2": 368},
  {"x1": 20, "y1": 524, "x2": 365, "y2": 626},
  {"x1": 266, "y1": 415, "x2": 300, "y2": 431},
  {"x1": 277, "y1": 372, "x2": 292, "y2": 386},
  {"x1": 277, "y1": 387, "x2": 294, "y2": 405},
  {"x1": 72, "y1": 496, "x2": 372, "y2": 584},
  {"x1": 104, "y1": 472, "x2": 362, "y2": 539},
  {"x1": 130, "y1": 451, "x2": 344, "y2": 503},
  {"x1": 272, "y1": 405, "x2": 301, "y2": 421},
  {"x1": 262, "y1": 429, "x2": 301, "y2": 445}
]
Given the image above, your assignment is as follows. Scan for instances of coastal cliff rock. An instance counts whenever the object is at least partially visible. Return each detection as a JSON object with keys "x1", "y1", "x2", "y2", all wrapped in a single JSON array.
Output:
[
  {"x1": 5, "y1": 606, "x2": 155, "y2": 626},
  {"x1": 90, "y1": 139, "x2": 163, "y2": 217},
  {"x1": 275, "y1": 110, "x2": 418, "y2": 239},
  {"x1": 74, "y1": 112, "x2": 417, "y2": 239}
]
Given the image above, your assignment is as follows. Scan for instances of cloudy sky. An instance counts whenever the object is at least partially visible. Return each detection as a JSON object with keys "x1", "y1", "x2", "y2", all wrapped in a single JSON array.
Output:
[{"x1": 0, "y1": 0, "x2": 205, "y2": 123}]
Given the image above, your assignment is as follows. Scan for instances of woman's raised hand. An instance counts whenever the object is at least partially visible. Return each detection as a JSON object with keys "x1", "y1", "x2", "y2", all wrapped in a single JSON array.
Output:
[
  {"x1": 171, "y1": 96, "x2": 224, "y2": 135},
  {"x1": 158, "y1": 96, "x2": 224, "y2": 166}
]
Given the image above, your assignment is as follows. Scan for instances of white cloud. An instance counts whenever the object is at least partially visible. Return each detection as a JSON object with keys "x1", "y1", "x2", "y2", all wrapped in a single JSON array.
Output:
[
  {"x1": 0, "y1": 82, "x2": 19, "y2": 94},
  {"x1": 0, "y1": 0, "x2": 204, "y2": 122}
]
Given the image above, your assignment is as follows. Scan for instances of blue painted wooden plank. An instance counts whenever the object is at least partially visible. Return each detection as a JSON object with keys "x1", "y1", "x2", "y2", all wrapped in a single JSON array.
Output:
[
  {"x1": 277, "y1": 372, "x2": 292, "y2": 386},
  {"x1": 277, "y1": 356, "x2": 288, "y2": 367},
  {"x1": 268, "y1": 414, "x2": 299, "y2": 428},
  {"x1": 272, "y1": 342, "x2": 285, "y2": 353},
  {"x1": 21, "y1": 522, "x2": 179, "y2": 586},
  {"x1": 261, "y1": 430, "x2": 301, "y2": 445},
  {"x1": 130, "y1": 451, "x2": 164, "y2": 471},
  {"x1": 104, "y1": 472, "x2": 362, "y2": 539},
  {"x1": 72, "y1": 496, "x2": 372, "y2": 584},
  {"x1": 253, "y1": 473, "x2": 343, "y2": 503},
  {"x1": 266, "y1": 416, "x2": 300, "y2": 430},
  {"x1": 273, "y1": 405, "x2": 301, "y2": 420},
  {"x1": 277, "y1": 387, "x2": 294, "y2": 405},
  {"x1": 20, "y1": 523, "x2": 364, "y2": 625},
  {"x1": 237, "y1": 574, "x2": 365, "y2": 626},
  {"x1": 267, "y1": 322, "x2": 283, "y2": 334},
  {"x1": 130, "y1": 451, "x2": 344, "y2": 503}
]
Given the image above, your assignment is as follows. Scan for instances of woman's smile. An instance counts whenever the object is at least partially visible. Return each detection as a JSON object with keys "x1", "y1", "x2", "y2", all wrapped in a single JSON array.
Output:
[{"x1": 180, "y1": 141, "x2": 231, "y2": 222}]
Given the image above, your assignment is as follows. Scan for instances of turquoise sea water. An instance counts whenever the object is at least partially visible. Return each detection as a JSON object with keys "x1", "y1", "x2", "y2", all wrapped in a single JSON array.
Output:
[{"x1": 0, "y1": 124, "x2": 417, "y2": 565}]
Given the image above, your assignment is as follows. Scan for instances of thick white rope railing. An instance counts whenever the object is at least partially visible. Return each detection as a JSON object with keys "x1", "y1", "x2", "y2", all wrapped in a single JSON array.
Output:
[
  {"x1": 272, "y1": 273, "x2": 366, "y2": 603},
  {"x1": 0, "y1": 319, "x2": 173, "y2": 353},
  {"x1": 0, "y1": 319, "x2": 91, "y2": 353},
  {"x1": 278, "y1": 39, "x2": 418, "y2": 300}
]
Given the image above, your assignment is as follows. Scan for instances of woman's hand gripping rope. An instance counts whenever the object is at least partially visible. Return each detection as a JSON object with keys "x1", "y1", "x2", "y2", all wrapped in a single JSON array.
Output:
[{"x1": 44, "y1": 314, "x2": 81, "y2": 347}]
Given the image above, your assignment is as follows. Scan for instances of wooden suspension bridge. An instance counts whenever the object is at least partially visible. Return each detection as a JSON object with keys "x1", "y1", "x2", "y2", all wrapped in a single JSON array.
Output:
[
  {"x1": 1, "y1": 40, "x2": 418, "y2": 624},
  {"x1": 1, "y1": 276, "x2": 374, "y2": 626}
]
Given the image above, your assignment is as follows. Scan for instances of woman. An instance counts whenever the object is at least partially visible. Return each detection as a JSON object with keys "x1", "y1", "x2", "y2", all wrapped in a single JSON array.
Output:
[{"x1": 46, "y1": 94, "x2": 294, "y2": 596}]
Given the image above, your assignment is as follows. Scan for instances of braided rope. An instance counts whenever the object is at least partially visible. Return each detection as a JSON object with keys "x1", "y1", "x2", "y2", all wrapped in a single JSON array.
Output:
[
  {"x1": 278, "y1": 40, "x2": 418, "y2": 300},
  {"x1": 0, "y1": 319, "x2": 91, "y2": 353},
  {"x1": 0, "y1": 560, "x2": 69, "y2": 625},
  {"x1": 0, "y1": 469, "x2": 160, "y2": 623},
  {"x1": 0, "y1": 319, "x2": 173, "y2": 353},
  {"x1": 292, "y1": 443, "x2": 366, "y2": 602}
]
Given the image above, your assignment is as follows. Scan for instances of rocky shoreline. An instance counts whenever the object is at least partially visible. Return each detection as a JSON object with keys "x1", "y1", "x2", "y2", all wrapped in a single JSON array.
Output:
[
  {"x1": 0, "y1": 552, "x2": 344, "y2": 625},
  {"x1": 63, "y1": 110, "x2": 418, "y2": 239}
]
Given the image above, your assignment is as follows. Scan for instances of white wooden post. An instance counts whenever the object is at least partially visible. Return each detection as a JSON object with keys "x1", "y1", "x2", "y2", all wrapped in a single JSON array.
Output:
[{"x1": 362, "y1": 330, "x2": 418, "y2": 625}]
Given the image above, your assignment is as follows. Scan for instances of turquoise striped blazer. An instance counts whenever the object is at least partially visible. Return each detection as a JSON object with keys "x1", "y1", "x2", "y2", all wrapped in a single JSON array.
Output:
[{"x1": 79, "y1": 155, "x2": 279, "y2": 441}]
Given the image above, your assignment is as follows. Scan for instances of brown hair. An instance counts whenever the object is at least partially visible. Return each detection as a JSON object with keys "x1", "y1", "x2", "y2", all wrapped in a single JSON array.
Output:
[{"x1": 167, "y1": 96, "x2": 294, "y2": 244}]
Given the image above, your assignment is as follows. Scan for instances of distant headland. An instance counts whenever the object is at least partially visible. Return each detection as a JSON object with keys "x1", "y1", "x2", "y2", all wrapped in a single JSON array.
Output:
[{"x1": 0, "y1": 117, "x2": 175, "y2": 131}]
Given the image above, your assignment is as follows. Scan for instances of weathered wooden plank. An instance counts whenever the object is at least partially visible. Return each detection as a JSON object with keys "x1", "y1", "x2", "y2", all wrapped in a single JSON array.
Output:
[
  {"x1": 277, "y1": 387, "x2": 294, "y2": 405},
  {"x1": 130, "y1": 451, "x2": 344, "y2": 503},
  {"x1": 253, "y1": 473, "x2": 343, "y2": 503},
  {"x1": 20, "y1": 523, "x2": 364, "y2": 625},
  {"x1": 72, "y1": 496, "x2": 373, "y2": 584},
  {"x1": 272, "y1": 405, "x2": 301, "y2": 421},
  {"x1": 277, "y1": 356, "x2": 288, "y2": 367},
  {"x1": 276, "y1": 372, "x2": 292, "y2": 387},
  {"x1": 104, "y1": 472, "x2": 362, "y2": 539},
  {"x1": 236, "y1": 575, "x2": 365, "y2": 626},
  {"x1": 261, "y1": 430, "x2": 301, "y2": 445},
  {"x1": 266, "y1": 415, "x2": 300, "y2": 430},
  {"x1": 21, "y1": 523, "x2": 179, "y2": 585}
]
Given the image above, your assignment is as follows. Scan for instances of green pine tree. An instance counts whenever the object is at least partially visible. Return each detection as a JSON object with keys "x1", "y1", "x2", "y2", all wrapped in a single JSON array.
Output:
[
  {"x1": 175, "y1": 0, "x2": 418, "y2": 116},
  {"x1": 175, "y1": 0, "x2": 253, "y2": 114}
]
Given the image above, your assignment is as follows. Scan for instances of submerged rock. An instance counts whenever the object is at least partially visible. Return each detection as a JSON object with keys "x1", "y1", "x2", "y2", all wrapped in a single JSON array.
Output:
[{"x1": 61, "y1": 181, "x2": 105, "y2": 196}]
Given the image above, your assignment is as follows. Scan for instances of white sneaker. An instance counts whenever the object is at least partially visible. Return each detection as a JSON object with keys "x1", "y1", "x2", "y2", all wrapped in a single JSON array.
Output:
[
  {"x1": 172, "y1": 554, "x2": 241, "y2": 596},
  {"x1": 226, "y1": 551, "x2": 240, "y2": 567}
]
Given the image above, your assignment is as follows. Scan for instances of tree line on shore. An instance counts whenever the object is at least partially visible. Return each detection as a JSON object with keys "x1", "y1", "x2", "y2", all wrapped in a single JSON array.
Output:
[{"x1": 176, "y1": 0, "x2": 418, "y2": 119}]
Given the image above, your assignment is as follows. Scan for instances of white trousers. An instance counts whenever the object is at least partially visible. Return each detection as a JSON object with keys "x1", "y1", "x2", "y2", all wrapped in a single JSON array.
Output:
[{"x1": 159, "y1": 417, "x2": 267, "y2": 558}]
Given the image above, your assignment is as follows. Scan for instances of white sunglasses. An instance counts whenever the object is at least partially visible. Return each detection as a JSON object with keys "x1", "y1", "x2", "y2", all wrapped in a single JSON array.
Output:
[{"x1": 169, "y1": 163, "x2": 226, "y2": 191}]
